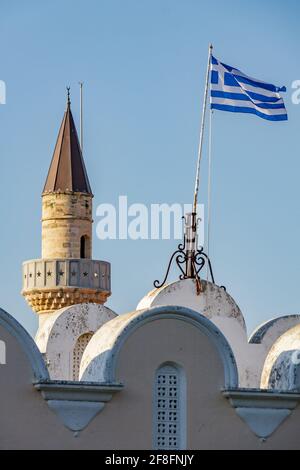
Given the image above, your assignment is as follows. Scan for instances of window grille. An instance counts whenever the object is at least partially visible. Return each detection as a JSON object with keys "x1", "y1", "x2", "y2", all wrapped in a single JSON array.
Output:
[{"x1": 154, "y1": 364, "x2": 185, "y2": 450}]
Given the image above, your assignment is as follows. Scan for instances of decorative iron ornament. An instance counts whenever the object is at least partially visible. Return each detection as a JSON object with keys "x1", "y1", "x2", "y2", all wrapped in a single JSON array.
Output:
[
  {"x1": 154, "y1": 237, "x2": 214, "y2": 290},
  {"x1": 154, "y1": 212, "x2": 225, "y2": 293}
]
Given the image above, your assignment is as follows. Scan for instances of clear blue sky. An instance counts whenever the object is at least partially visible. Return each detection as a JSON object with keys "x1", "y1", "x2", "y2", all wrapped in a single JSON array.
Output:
[{"x1": 0, "y1": 0, "x2": 299, "y2": 337}]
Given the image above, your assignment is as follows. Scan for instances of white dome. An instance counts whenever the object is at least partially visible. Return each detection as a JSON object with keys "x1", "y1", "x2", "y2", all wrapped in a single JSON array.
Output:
[
  {"x1": 261, "y1": 324, "x2": 300, "y2": 391},
  {"x1": 35, "y1": 303, "x2": 117, "y2": 380},
  {"x1": 137, "y1": 278, "x2": 247, "y2": 334}
]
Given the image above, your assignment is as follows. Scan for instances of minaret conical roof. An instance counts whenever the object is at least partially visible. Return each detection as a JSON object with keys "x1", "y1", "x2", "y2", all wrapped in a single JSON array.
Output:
[{"x1": 43, "y1": 93, "x2": 92, "y2": 194}]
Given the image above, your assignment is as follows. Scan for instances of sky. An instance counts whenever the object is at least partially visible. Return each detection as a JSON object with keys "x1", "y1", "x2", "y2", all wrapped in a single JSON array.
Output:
[{"x1": 0, "y1": 0, "x2": 299, "y2": 337}]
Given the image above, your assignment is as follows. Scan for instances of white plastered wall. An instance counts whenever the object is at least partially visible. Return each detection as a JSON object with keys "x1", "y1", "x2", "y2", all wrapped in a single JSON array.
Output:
[
  {"x1": 137, "y1": 279, "x2": 300, "y2": 387},
  {"x1": 35, "y1": 303, "x2": 117, "y2": 380}
]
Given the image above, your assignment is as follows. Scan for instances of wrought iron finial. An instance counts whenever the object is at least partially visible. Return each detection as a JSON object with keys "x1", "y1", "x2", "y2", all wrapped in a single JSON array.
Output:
[
  {"x1": 66, "y1": 86, "x2": 71, "y2": 106},
  {"x1": 153, "y1": 212, "x2": 224, "y2": 294}
]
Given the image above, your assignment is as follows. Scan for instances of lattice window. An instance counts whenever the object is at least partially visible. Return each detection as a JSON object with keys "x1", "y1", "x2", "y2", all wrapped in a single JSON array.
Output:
[
  {"x1": 72, "y1": 332, "x2": 93, "y2": 380},
  {"x1": 154, "y1": 364, "x2": 185, "y2": 450}
]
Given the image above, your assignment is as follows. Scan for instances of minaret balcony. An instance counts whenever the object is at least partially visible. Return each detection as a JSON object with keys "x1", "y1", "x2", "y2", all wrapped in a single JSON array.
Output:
[{"x1": 21, "y1": 259, "x2": 111, "y2": 314}]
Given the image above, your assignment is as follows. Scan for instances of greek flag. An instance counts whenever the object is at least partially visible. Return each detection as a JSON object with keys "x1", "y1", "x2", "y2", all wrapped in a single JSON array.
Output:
[{"x1": 210, "y1": 56, "x2": 287, "y2": 121}]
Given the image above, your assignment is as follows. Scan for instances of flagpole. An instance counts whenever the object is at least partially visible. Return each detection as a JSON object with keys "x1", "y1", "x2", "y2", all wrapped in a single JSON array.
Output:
[
  {"x1": 207, "y1": 107, "x2": 213, "y2": 281},
  {"x1": 193, "y1": 43, "x2": 213, "y2": 214},
  {"x1": 79, "y1": 82, "x2": 83, "y2": 152},
  {"x1": 154, "y1": 44, "x2": 215, "y2": 291},
  {"x1": 185, "y1": 43, "x2": 212, "y2": 279}
]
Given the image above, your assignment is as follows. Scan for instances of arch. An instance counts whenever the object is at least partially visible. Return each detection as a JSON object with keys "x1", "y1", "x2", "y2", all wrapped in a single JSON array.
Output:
[
  {"x1": 80, "y1": 305, "x2": 238, "y2": 388},
  {"x1": 153, "y1": 361, "x2": 186, "y2": 450},
  {"x1": 137, "y1": 279, "x2": 247, "y2": 335},
  {"x1": 261, "y1": 324, "x2": 300, "y2": 390},
  {"x1": 0, "y1": 307, "x2": 49, "y2": 381},
  {"x1": 72, "y1": 332, "x2": 93, "y2": 380},
  {"x1": 249, "y1": 315, "x2": 300, "y2": 344},
  {"x1": 80, "y1": 235, "x2": 91, "y2": 259},
  {"x1": 35, "y1": 303, "x2": 117, "y2": 380},
  {"x1": 268, "y1": 350, "x2": 300, "y2": 391},
  {"x1": 80, "y1": 235, "x2": 87, "y2": 258}
]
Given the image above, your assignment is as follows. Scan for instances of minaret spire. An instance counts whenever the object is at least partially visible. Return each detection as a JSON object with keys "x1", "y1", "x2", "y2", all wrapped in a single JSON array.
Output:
[{"x1": 43, "y1": 90, "x2": 92, "y2": 194}]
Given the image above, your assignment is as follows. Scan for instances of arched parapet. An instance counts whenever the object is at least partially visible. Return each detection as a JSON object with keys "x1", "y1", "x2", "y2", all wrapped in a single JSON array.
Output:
[
  {"x1": 249, "y1": 314, "x2": 300, "y2": 346},
  {"x1": 137, "y1": 279, "x2": 247, "y2": 335},
  {"x1": 261, "y1": 324, "x2": 300, "y2": 391},
  {"x1": 80, "y1": 305, "x2": 238, "y2": 389},
  {"x1": 0, "y1": 307, "x2": 49, "y2": 381},
  {"x1": 234, "y1": 315, "x2": 300, "y2": 389},
  {"x1": 35, "y1": 303, "x2": 117, "y2": 380},
  {"x1": 136, "y1": 279, "x2": 253, "y2": 386}
]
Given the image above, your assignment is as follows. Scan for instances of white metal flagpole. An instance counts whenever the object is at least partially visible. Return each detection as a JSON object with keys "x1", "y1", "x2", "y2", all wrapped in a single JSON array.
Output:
[
  {"x1": 193, "y1": 43, "x2": 213, "y2": 214},
  {"x1": 185, "y1": 43, "x2": 213, "y2": 280},
  {"x1": 207, "y1": 107, "x2": 213, "y2": 281}
]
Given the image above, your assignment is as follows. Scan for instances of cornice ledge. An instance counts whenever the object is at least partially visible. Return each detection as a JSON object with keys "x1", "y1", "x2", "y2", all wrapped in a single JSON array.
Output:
[
  {"x1": 222, "y1": 388, "x2": 300, "y2": 438},
  {"x1": 222, "y1": 388, "x2": 300, "y2": 409},
  {"x1": 34, "y1": 380, "x2": 123, "y2": 432}
]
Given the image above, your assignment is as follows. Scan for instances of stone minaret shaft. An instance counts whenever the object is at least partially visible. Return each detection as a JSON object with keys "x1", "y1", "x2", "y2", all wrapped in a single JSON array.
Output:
[
  {"x1": 42, "y1": 191, "x2": 92, "y2": 259},
  {"x1": 22, "y1": 93, "x2": 111, "y2": 316}
]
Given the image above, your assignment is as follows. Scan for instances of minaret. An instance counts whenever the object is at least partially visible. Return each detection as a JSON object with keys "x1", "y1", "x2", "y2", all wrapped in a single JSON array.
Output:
[{"x1": 22, "y1": 90, "x2": 111, "y2": 317}]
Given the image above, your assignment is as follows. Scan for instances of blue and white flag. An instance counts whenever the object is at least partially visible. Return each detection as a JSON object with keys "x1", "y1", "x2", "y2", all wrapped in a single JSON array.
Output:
[{"x1": 210, "y1": 56, "x2": 287, "y2": 121}]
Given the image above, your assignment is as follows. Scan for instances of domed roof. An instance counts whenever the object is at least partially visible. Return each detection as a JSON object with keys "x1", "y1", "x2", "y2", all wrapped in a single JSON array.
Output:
[
  {"x1": 137, "y1": 278, "x2": 247, "y2": 333},
  {"x1": 261, "y1": 323, "x2": 300, "y2": 391}
]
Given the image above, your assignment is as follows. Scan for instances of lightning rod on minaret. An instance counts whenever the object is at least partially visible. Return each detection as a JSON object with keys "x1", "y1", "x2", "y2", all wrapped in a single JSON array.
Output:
[{"x1": 79, "y1": 82, "x2": 83, "y2": 152}]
